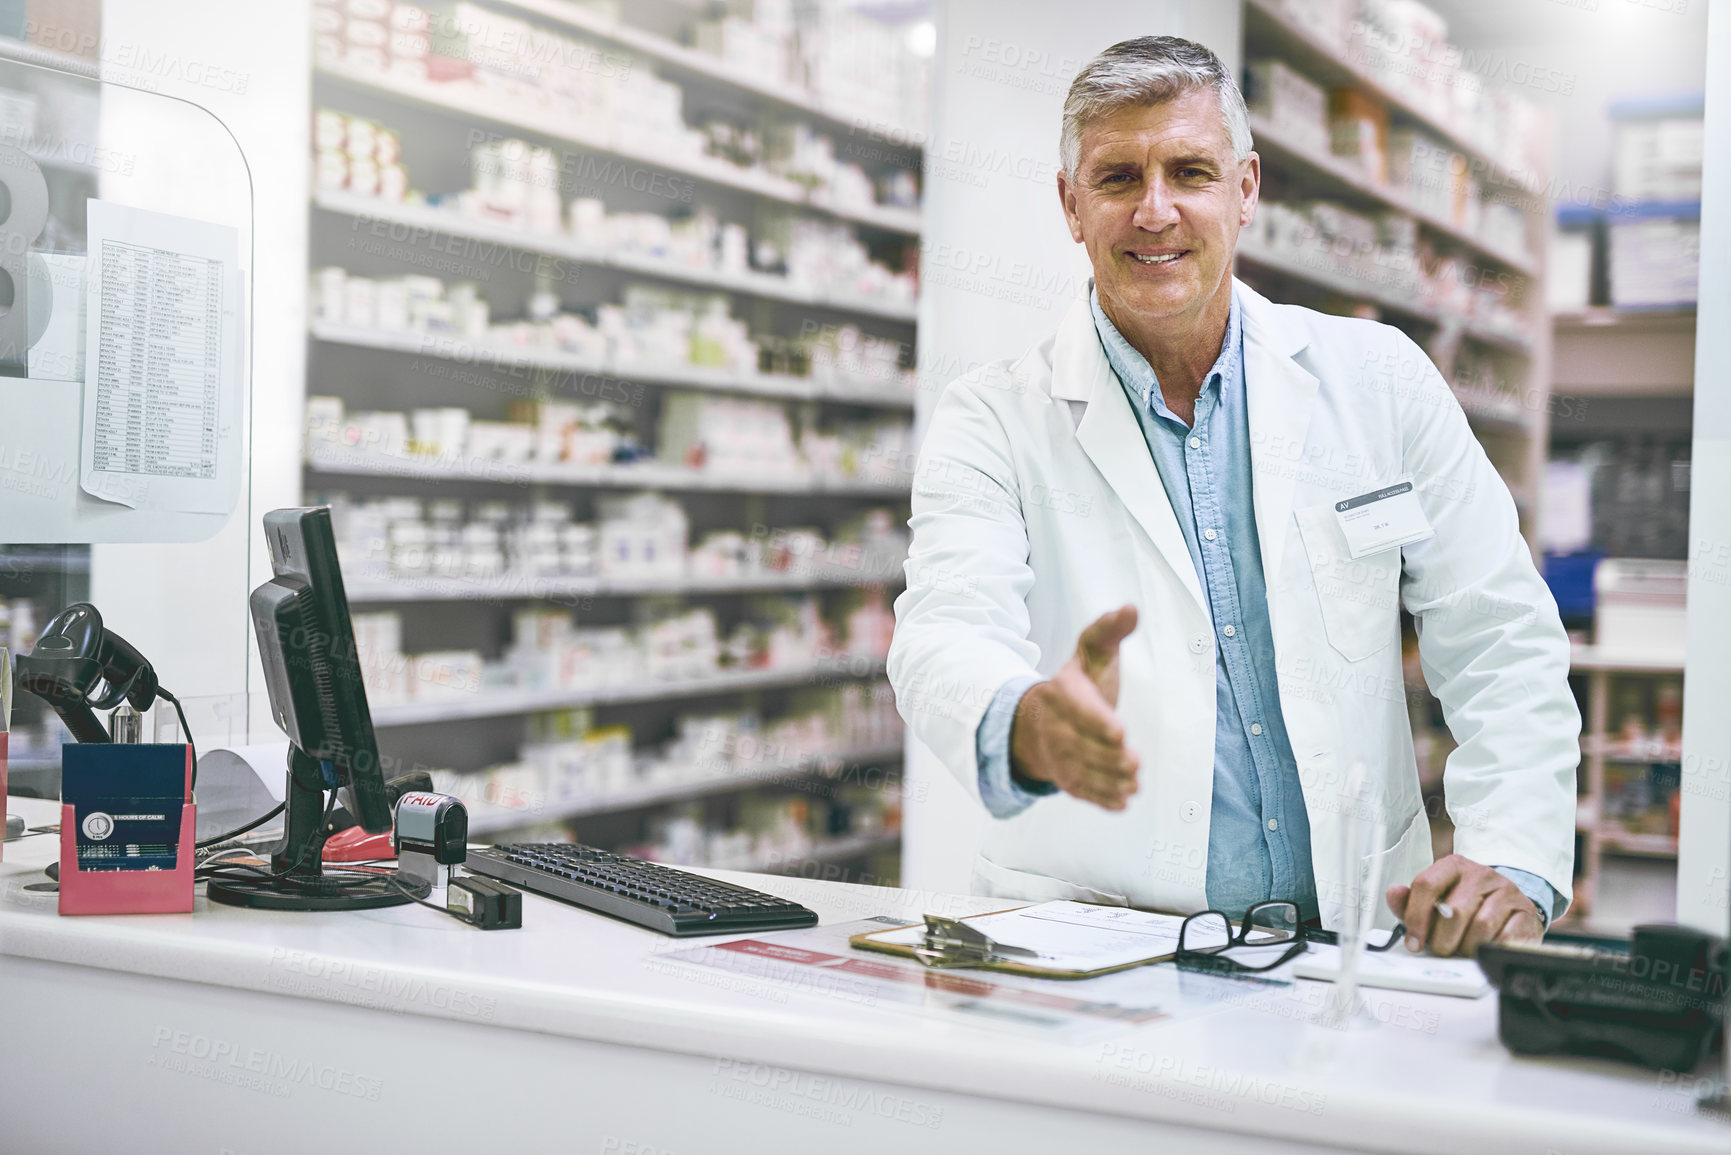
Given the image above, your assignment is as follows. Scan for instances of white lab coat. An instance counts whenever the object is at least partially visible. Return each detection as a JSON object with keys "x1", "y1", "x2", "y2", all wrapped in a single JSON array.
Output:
[{"x1": 889, "y1": 280, "x2": 1579, "y2": 929}]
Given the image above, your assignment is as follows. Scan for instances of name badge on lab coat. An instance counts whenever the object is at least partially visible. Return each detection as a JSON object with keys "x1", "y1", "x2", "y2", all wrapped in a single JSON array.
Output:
[{"x1": 1333, "y1": 481, "x2": 1434, "y2": 559}]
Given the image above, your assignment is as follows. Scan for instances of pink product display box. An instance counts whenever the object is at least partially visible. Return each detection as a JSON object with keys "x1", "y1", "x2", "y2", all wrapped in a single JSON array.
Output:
[{"x1": 58, "y1": 743, "x2": 195, "y2": 916}]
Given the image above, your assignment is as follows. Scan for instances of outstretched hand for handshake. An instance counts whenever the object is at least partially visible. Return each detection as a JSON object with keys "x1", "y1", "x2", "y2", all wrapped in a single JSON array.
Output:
[{"x1": 1009, "y1": 605, "x2": 1141, "y2": 810}]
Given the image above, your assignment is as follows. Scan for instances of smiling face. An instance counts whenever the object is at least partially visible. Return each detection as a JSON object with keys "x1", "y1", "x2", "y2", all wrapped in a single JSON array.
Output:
[{"x1": 1057, "y1": 87, "x2": 1258, "y2": 343}]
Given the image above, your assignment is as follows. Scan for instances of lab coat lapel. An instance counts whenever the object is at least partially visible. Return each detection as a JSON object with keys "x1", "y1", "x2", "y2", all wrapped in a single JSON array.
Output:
[
  {"x1": 1050, "y1": 300, "x2": 1208, "y2": 618},
  {"x1": 1238, "y1": 282, "x2": 1319, "y2": 603}
]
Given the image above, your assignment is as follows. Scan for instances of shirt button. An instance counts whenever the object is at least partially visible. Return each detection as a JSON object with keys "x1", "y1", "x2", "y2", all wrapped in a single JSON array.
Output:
[
  {"x1": 1223, "y1": 624, "x2": 1236, "y2": 638},
  {"x1": 1204, "y1": 528, "x2": 1217, "y2": 541},
  {"x1": 1267, "y1": 818, "x2": 1279, "y2": 832},
  {"x1": 1188, "y1": 436, "x2": 1202, "y2": 449},
  {"x1": 1251, "y1": 722, "x2": 1264, "y2": 736},
  {"x1": 1181, "y1": 801, "x2": 1202, "y2": 823},
  {"x1": 1189, "y1": 634, "x2": 1206, "y2": 654}
]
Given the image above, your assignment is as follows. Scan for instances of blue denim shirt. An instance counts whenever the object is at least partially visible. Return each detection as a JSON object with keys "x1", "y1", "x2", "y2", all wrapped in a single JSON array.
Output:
[{"x1": 975, "y1": 286, "x2": 1562, "y2": 926}]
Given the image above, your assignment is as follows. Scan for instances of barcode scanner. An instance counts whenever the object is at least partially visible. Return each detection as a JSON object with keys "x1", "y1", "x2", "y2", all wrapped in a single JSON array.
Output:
[{"x1": 15, "y1": 603, "x2": 163, "y2": 743}]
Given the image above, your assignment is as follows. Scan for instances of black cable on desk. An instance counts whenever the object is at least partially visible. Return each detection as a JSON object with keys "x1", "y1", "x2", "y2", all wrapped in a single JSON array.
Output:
[
  {"x1": 155, "y1": 687, "x2": 198, "y2": 791},
  {"x1": 195, "y1": 802, "x2": 286, "y2": 850},
  {"x1": 196, "y1": 792, "x2": 336, "y2": 885},
  {"x1": 385, "y1": 875, "x2": 444, "y2": 914}
]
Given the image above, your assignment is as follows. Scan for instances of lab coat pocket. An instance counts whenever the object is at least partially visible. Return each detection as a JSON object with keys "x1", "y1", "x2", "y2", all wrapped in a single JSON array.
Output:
[
  {"x1": 1294, "y1": 504, "x2": 1402, "y2": 663},
  {"x1": 1358, "y1": 808, "x2": 1433, "y2": 931},
  {"x1": 971, "y1": 855, "x2": 1129, "y2": 906}
]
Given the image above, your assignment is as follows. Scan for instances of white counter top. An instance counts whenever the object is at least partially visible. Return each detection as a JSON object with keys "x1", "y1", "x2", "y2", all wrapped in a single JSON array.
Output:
[{"x1": 2, "y1": 795, "x2": 1725, "y2": 1154}]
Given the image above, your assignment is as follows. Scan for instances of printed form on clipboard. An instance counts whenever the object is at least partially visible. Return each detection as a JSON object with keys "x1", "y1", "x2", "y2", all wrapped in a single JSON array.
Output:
[{"x1": 851, "y1": 901, "x2": 1196, "y2": 978}]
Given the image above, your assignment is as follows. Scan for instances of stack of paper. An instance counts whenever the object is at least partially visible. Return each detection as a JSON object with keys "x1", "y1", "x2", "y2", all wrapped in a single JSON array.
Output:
[
  {"x1": 867, "y1": 901, "x2": 1192, "y2": 972},
  {"x1": 1293, "y1": 943, "x2": 1490, "y2": 998}
]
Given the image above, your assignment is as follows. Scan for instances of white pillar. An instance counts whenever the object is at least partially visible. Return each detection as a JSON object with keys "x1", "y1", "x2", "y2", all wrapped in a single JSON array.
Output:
[{"x1": 1677, "y1": 0, "x2": 1731, "y2": 936}]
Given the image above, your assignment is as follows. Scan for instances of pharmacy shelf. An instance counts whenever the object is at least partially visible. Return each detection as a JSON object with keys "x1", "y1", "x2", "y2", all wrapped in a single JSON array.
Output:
[
  {"x1": 2, "y1": 748, "x2": 65, "y2": 774},
  {"x1": 344, "y1": 566, "x2": 907, "y2": 604},
  {"x1": 1242, "y1": 0, "x2": 1539, "y2": 196},
  {"x1": 307, "y1": 3, "x2": 920, "y2": 883},
  {"x1": 1569, "y1": 643, "x2": 1686, "y2": 922},
  {"x1": 1580, "y1": 735, "x2": 1683, "y2": 763},
  {"x1": 0, "y1": 551, "x2": 90, "y2": 576},
  {"x1": 316, "y1": 191, "x2": 918, "y2": 323},
  {"x1": 309, "y1": 320, "x2": 916, "y2": 409},
  {"x1": 464, "y1": 741, "x2": 906, "y2": 835},
  {"x1": 1247, "y1": 115, "x2": 1536, "y2": 277},
  {"x1": 26, "y1": 148, "x2": 98, "y2": 178},
  {"x1": 0, "y1": 40, "x2": 100, "y2": 177},
  {"x1": 1551, "y1": 309, "x2": 1696, "y2": 400},
  {"x1": 0, "y1": 34, "x2": 97, "y2": 80},
  {"x1": 1600, "y1": 753, "x2": 1684, "y2": 769},
  {"x1": 725, "y1": 830, "x2": 901, "y2": 874},
  {"x1": 1553, "y1": 307, "x2": 1697, "y2": 331},
  {"x1": 316, "y1": 61, "x2": 922, "y2": 237},
  {"x1": 1569, "y1": 644, "x2": 1686, "y2": 674},
  {"x1": 490, "y1": 0, "x2": 927, "y2": 150},
  {"x1": 305, "y1": 444, "x2": 912, "y2": 498},
  {"x1": 1240, "y1": 0, "x2": 1554, "y2": 578},
  {"x1": 1235, "y1": 240, "x2": 1534, "y2": 354},
  {"x1": 370, "y1": 658, "x2": 889, "y2": 727},
  {"x1": 1597, "y1": 827, "x2": 1678, "y2": 859},
  {"x1": 1452, "y1": 389, "x2": 1531, "y2": 435}
]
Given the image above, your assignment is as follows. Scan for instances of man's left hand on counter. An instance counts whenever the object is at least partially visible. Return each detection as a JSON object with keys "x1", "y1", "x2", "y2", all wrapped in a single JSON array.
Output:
[{"x1": 1385, "y1": 854, "x2": 1545, "y2": 958}]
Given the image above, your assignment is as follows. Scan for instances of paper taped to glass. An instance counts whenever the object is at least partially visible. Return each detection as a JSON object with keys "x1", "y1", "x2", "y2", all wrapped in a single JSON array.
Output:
[{"x1": 78, "y1": 200, "x2": 242, "y2": 514}]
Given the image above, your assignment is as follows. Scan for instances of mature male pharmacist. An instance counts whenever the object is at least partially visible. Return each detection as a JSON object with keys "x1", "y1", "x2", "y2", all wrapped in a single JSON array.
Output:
[{"x1": 889, "y1": 37, "x2": 1579, "y2": 956}]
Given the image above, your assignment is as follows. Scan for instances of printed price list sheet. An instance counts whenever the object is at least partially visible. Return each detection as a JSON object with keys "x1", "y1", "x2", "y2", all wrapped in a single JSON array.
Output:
[
  {"x1": 81, "y1": 200, "x2": 240, "y2": 514},
  {"x1": 91, "y1": 239, "x2": 221, "y2": 477}
]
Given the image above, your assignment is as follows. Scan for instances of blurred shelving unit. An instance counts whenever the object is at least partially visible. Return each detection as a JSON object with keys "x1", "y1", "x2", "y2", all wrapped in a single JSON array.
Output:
[
  {"x1": 0, "y1": 545, "x2": 90, "y2": 798},
  {"x1": 343, "y1": 566, "x2": 906, "y2": 605},
  {"x1": 305, "y1": 443, "x2": 913, "y2": 495},
  {"x1": 369, "y1": 658, "x2": 887, "y2": 728},
  {"x1": 1552, "y1": 307, "x2": 1696, "y2": 399},
  {"x1": 307, "y1": 318, "x2": 917, "y2": 405},
  {"x1": 1541, "y1": 88, "x2": 1700, "y2": 928},
  {"x1": 487, "y1": 0, "x2": 927, "y2": 144},
  {"x1": 1237, "y1": 0, "x2": 1583, "y2": 911},
  {"x1": 0, "y1": 30, "x2": 98, "y2": 79},
  {"x1": 306, "y1": 0, "x2": 925, "y2": 878},
  {"x1": 748, "y1": 830, "x2": 901, "y2": 875},
  {"x1": 314, "y1": 190, "x2": 918, "y2": 321},
  {"x1": 313, "y1": 59, "x2": 922, "y2": 236},
  {"x1": 1547, "y1": 311, "x2": 1695, "y2": 930},
  {"x1": 0, "y1": 30, "x2": 104, "y2": 798},
  {"x1": 1562, "y1": 645, "x2": 1686, "y2": 929},
  {"x1": 1237, "y1": 0, "x2": 1553, "y2": 550},
  {"x1": 464, "y1": 739, "x2": 904, "y2": 835}
]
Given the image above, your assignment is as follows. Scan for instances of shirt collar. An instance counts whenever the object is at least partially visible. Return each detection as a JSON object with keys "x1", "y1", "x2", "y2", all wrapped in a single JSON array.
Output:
[{"x1": 1089, "y1": 281, "x2": 1242, "y2": 422}]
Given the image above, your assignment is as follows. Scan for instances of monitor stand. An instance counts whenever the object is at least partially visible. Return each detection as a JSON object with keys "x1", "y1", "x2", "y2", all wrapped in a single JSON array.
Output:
[{"x1": 206, "y1": 747, "x2": 411, "y2": 911}]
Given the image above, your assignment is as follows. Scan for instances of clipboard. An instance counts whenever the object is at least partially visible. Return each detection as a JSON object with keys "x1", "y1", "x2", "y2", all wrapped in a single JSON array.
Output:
[{"x1": 848, "y1": 902, "x2": 1189, "y2": 980}]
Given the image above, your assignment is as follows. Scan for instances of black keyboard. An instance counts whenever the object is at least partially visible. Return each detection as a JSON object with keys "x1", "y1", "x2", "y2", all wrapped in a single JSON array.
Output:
[{"x1": 465, "y1": 843, "x2": 819, "y2": 936}]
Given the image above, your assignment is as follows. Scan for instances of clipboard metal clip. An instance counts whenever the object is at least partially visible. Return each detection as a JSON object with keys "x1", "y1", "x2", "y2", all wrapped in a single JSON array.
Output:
[{"x1": 911, "y1": 913, "x2": 1040, "y2": 969}]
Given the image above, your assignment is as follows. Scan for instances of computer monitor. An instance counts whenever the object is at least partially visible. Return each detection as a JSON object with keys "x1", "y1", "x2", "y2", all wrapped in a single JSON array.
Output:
[{"x1": 206, "y1": 506, "x2": 410, "y2": 911}]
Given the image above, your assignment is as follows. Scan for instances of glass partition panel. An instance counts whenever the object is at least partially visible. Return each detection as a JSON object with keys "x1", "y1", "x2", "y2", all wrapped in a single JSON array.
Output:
[{"x1": 0, "y1": 55, "x2": 252, "y2": 797}]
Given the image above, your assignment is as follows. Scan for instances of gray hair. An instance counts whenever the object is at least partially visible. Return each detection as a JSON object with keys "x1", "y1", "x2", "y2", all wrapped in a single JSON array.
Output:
[{"x1": 1060, "y1": 36, "x2": 1253, "y2": 174}]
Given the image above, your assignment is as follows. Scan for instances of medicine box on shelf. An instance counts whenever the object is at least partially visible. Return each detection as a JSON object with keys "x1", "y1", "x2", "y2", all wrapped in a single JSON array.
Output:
[{"x1": 1593, "y1": 558, "x2": 1686, "y2": 658}]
